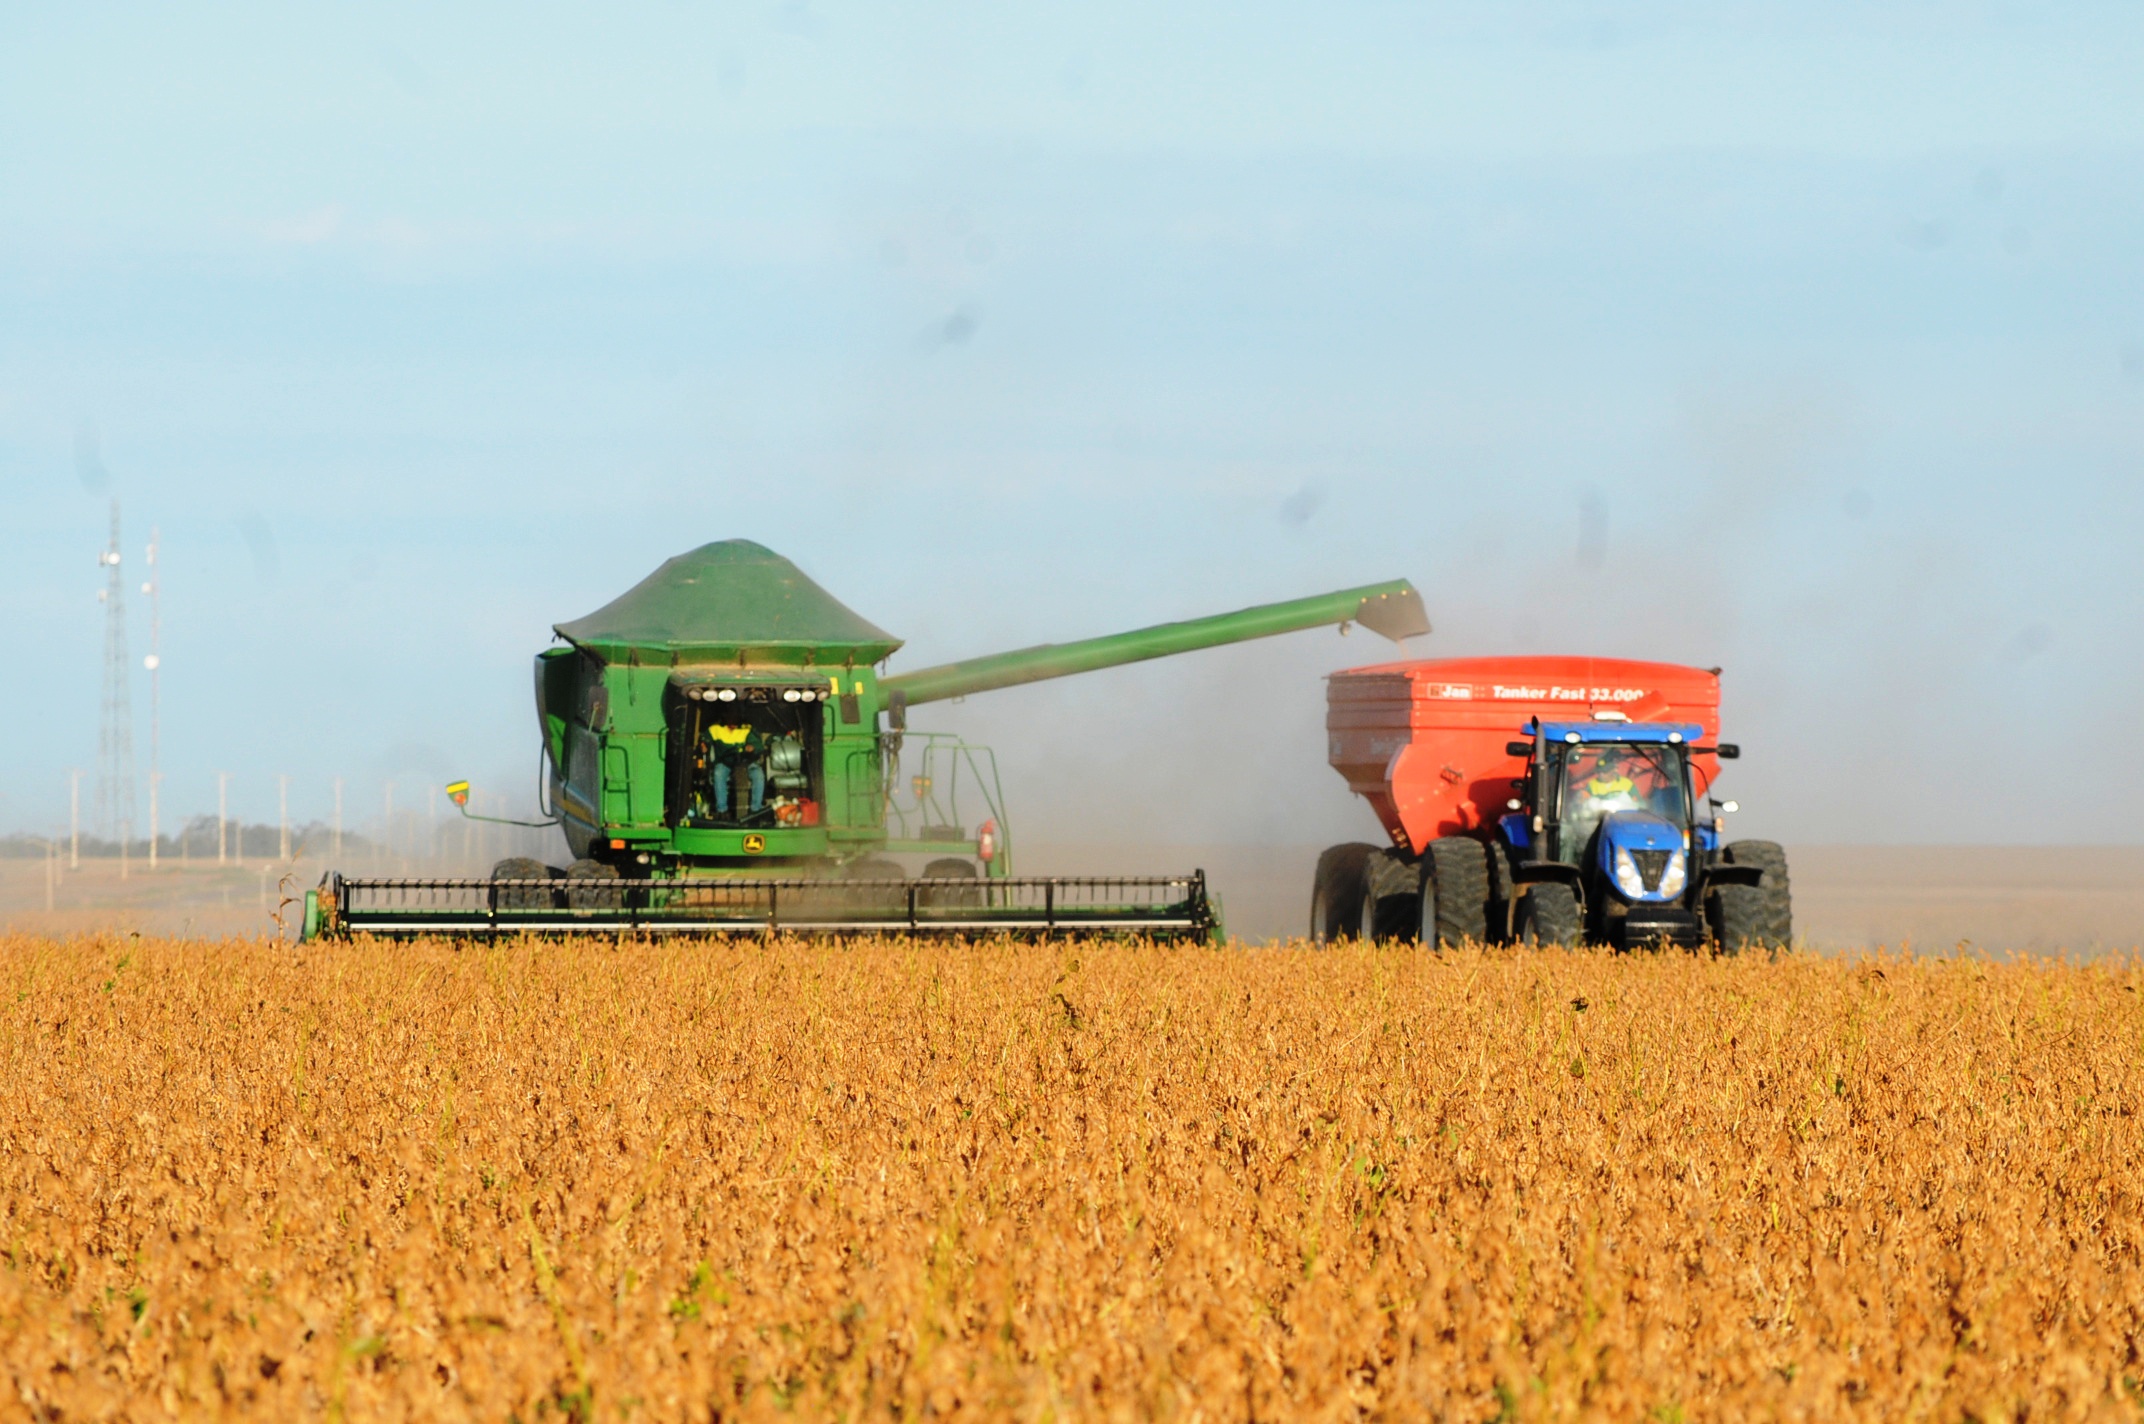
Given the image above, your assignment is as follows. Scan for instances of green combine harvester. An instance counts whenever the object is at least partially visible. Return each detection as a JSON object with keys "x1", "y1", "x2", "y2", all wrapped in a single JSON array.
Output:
[{"x1": 306, "y1": 541, "x2": 1425, "y2": 940}]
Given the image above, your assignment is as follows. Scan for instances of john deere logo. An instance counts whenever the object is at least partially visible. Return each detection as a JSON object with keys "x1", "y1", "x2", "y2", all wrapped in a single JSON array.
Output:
[{"x1": 742, "y1": 834, "x2": 766, "y2": 854}]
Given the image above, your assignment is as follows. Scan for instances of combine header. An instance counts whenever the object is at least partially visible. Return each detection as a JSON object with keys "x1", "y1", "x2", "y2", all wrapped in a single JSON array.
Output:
[{"x1": 307, "y1": 540, "x2": 1426, "y2": 940}]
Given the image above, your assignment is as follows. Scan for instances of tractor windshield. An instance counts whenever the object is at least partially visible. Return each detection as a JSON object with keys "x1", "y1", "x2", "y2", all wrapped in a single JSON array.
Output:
[{"x1": 1552, "y1": 742, "x2": 1689, "y2": 857}]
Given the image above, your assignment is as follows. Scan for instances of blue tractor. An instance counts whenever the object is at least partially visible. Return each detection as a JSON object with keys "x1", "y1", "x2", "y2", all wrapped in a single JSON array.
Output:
[{"x1": 1479, "y1": 718, "x2": 1791, "y2": 951}]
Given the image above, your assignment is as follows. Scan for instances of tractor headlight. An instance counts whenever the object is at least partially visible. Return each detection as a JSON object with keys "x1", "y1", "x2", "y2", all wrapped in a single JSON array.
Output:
[
  {"x1": 1658, "y1": 850, "x2": 1686, "y2": 898},
  {"x1": 1612, "y1": 846, "x2": 1646, "y2": 898}
]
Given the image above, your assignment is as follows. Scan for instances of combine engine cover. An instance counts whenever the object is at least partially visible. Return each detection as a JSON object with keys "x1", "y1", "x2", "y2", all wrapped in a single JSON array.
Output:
[{"x1": 1325, "y1": 656, "x2": 1723, "y2": 855}]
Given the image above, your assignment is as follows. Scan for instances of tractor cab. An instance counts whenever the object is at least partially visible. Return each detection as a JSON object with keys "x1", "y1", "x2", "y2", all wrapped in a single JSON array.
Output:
[{"x1": 1500, "y1": 719, "x2": 1734, "y2": 948}]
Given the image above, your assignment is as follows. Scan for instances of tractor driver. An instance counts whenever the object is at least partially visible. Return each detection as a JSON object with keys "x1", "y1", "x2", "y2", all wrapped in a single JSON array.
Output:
[
  {"x1": 1581, "y1": 748, "x2": 1643, "y2": 812},
  {"x1": 706, "y1": 721, "x2": 768, "y2": 822},
  {"x1": 1562, "y1": 745, "x2": 1647, "y2": 850}
]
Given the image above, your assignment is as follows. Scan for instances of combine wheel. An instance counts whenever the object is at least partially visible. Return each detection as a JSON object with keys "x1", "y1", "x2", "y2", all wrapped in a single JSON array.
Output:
[
  {"x1": 491, "y1": 857, "x2": 559, "y2": 911},
  {"x1": 1422, "y1": 838, "x2": 1490, "y2": 948},
  {"x1": 563, "y1": 858, "x2": 622, "y2": 910},
  {"x1": 1358, "y1": 849, "x2": 1418, "y2": 942},
  {"x1": 837, "y1": 856, "x2": 909, "y2": 917},
  {"x1": 917, "y1": 857, "x2": 983, "y2": 908},
  {"x1": 1309, "y1": 843, "x2": 1375, "y2": 943},
  {"x1": 1516, "y1": 882, "x2": 1582, "y2": 947},
  {"x1": 1711, "y1": 840, "x2": 1792, "y2": 955}
]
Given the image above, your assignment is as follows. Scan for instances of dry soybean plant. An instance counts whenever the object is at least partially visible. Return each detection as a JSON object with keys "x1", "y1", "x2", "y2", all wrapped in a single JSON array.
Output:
[{"x1": 1, "y1": 933, "x2": 2140, "y2": 1420}]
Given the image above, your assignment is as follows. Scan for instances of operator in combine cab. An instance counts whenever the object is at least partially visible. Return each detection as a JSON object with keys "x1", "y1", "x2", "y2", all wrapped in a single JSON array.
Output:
[{"x1": 706, "y1": 721, "x2": 768, "y2": 821}]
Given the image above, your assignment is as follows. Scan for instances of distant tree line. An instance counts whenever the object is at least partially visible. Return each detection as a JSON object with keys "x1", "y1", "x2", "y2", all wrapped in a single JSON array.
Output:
[{"x1": 0, "y1": 816, "x2": 380, "y2": 860}]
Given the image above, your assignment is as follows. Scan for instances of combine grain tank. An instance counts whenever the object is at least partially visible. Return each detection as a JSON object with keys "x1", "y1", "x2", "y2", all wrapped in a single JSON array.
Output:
[
  {"x1": 308, "y1": 540, "x2": 1427, "y2": 940},
  {"x1": 1314, "y1": 656, "x2": 1789, "y2": 952}
]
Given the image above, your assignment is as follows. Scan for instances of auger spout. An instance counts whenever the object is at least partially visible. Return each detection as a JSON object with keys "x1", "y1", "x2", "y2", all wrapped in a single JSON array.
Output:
[{"x1": 883, "y1": 580, "x2": 1428, "y2": 707}]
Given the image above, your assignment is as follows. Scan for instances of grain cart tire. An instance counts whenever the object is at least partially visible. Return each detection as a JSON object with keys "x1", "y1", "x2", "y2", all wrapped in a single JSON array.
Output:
[
  {"x1": 1712, "y1": 840, "x2": 1792, "y2": 955},
  {"x1": 1486, "y1": 845, "x2": 1518, "y2": 943},
  {"x1": 1309, "y1": 843, "x2": 1376, "y2": 943},
  {"x1": 1423, "y1": 837, "x2": 1491, "y2": 948},
  {"x1": 563, "y1": 858, "x2": 623, "y2": 910},
  {"x1": 1516, "y1": 882, "x2": 1582, "y2": 947},
  {"x1": 917, "y1": 857, "x2": 983, "y2": 908},
  {"x1": 1359, "y1": 849, "x2": 1418, "y2": 942},
  {"x1": 492, "y1": 856, "x2": 559, "y2": 911}
]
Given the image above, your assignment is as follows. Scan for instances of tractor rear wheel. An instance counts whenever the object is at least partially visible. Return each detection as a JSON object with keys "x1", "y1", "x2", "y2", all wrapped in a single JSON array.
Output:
[
  {"x1": 491, "y1": 857, "x2": 558, "y2": 911},
  {"x1": 1712, "y1": 840, "x2": 1792, "y2": 955},
  {"x1": 1309, "y1": 843, "x2": 1375, "y2": 943},
  {"x1": 563, "y1": 858, "x2": 622, "y2": 910},
  {"x1": 1358, "y1": 849, "x2": 1418, "y2": 942},
  {"x1": 1423, "y1": 838, "x2": 1490, "y2": 947},
  {"x1": 1516, "y1": 882, "x2": 1582, "y2": 947}
]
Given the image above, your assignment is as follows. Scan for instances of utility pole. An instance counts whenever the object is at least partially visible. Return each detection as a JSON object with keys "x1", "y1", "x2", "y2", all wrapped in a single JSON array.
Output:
[
  {"x1": 217, "y1": 771, "x2": 231, "y2": 867},
  {"x1": 97, "y1": 500, "x2": 136, "y2": 880},
  {"x1": 143, "y1": 528, "x2": 161, "y2": 870},
  {"x1": 278, "y1": 774, "x2": 290, "y2": 861},
  {"x1": 333, "y1": 777, "x2": 344, "y2": 860},
  {"x1": 69, "y1": 769, "x2": 81, "y2": 869}
]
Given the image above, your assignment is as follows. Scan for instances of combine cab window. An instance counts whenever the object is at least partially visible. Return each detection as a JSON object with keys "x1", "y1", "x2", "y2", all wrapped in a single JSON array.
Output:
[
  {"x1": 665, "y1": 686, "x2": 825, "y2": 830},
  {"x1": 1551, "y1": 742, "x2": 1689, "y2": 856}
]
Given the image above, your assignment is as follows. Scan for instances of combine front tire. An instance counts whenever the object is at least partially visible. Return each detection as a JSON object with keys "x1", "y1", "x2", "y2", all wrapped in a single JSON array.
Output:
[
  {"x1": 917, "y1": 858, "x2": 983, "y2": 908},
  {"x1": 1711, "y1": 840, "x2": 1792, "y2": 955},
  {"x1": 1421, "y1": 838, "x2": 1490, "y2": 948},
  {"x1": 563, "y1": 858, "x2": 622, "y2": 910},
  {"x1": 492, "y1": 857, "x2": 558, "y2": 911},
  {"x1": 1309, "y1": 843, "x2": 1375, "y2": 943},
  {"x1": 1516, "y1": 883, "x2": 1582, "y2": 947}
]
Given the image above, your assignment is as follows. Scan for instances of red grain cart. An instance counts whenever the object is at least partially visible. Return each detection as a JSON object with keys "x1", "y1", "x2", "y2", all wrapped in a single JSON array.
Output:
[{"x1": 1317, "y1": 656, "x2": 1790, "y2": 951}]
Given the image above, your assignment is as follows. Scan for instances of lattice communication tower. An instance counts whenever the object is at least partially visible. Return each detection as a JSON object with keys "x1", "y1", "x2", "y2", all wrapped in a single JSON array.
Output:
[{"x1": 96, "y1": 499, "x2": 136, "y2": 859}]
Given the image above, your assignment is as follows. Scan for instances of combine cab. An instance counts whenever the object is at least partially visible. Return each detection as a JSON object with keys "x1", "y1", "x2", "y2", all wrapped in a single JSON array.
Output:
[
  {"x1": 309, "y1": 540, "x2": 1428, "y2": 940},
  {"x1": 1314, "y1": 656, "x2": 1790, "y2": 952}
]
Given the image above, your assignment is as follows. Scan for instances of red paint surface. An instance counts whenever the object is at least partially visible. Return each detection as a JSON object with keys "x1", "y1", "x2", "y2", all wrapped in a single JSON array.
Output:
[{"x1": 1325, "y1": 656, "x2": 1724, "y2": 852}]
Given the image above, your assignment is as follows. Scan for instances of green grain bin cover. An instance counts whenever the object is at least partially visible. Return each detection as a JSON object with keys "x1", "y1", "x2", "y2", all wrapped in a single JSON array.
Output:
[{"x1": 554, "y1": 540, "x2": 903, "y2": 666}]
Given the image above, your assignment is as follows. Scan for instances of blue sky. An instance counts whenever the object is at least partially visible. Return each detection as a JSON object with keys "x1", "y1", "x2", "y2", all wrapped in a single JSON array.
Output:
[{"x1": 3, "y1": 3, "x2": 2141, "y2": 847}]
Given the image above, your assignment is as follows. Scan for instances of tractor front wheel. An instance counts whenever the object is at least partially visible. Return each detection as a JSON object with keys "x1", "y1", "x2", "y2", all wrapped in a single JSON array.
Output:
[
  {"x1": 1711, "y1": 840, "x2": 1792, "y2": 955},
  {"x1": 1516, "y1": 882, "x2": 1582, "y2": 947}
]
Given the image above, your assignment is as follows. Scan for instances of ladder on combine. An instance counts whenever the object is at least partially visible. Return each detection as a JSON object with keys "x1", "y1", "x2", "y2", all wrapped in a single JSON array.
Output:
[{"x1": 304, "y1": 873, "x2": 1217, "y2": 942}]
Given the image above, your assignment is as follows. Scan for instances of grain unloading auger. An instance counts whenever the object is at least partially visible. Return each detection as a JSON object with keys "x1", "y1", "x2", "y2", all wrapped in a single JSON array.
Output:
[{"x1": 305, "y1": 541, "x2": 1426, "y2": 940}]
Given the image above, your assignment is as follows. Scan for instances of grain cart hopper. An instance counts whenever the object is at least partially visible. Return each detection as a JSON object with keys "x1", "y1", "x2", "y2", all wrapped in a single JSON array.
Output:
[
  {"x1": 308, "y1": 540, "x2": 1427, "y2": 939},
  {"x1": 1312, "y1": 656, "x2": 1789, "y2": 951}
]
